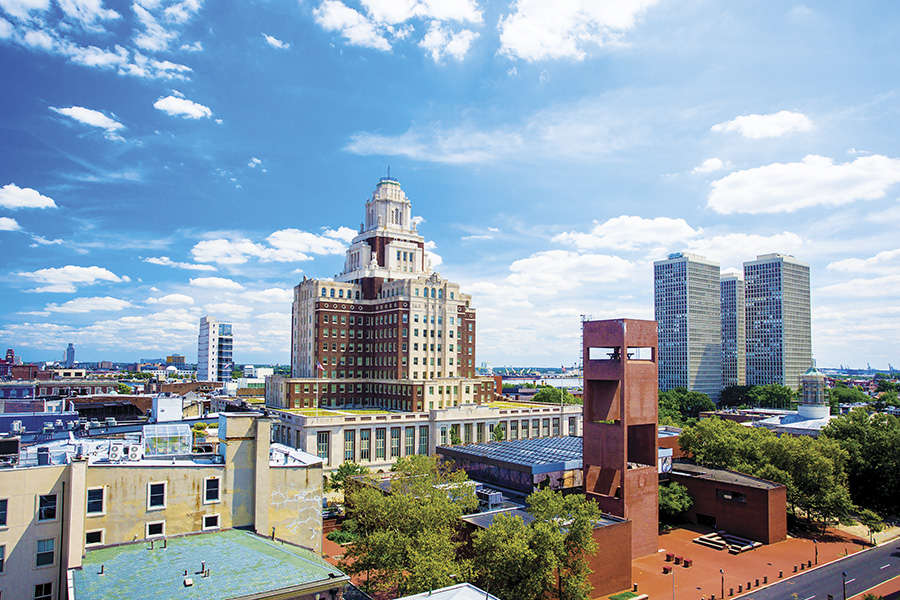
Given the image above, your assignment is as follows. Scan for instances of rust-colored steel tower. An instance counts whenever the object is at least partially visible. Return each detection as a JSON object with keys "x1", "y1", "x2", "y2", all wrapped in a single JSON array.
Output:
[{"x1": 582, "y1": 318, "x2": 659, "y2": 557}]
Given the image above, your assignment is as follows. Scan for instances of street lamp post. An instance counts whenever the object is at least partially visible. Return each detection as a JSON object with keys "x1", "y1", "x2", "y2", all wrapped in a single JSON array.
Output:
[
  {"x1": 842, "y1": 571, "x2": 847, "y2": 600},
  {"x1": 814, "y1": 539, "x2": 818, "y2": 565},
  {"x1": 720, "y1": 569, "x2": 725, "y2": 599}
]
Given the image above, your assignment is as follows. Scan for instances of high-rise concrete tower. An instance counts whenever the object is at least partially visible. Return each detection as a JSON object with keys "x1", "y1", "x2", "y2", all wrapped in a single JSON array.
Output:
[
  {"x1": 653, "y1": 253, "x2": 723, "y2": 401},
  {"x1": 744, "y1": 254, "x2": 811, "y2": 389},
  {"x1": 720, "y1": 274, "x2": 746, "y2": 387},
  {"x1": 65, "y1": 343, "x2": 75, "y2": 368},
  {"x1": 198, "y1": 316, "x2": 233, "y2": 382}
]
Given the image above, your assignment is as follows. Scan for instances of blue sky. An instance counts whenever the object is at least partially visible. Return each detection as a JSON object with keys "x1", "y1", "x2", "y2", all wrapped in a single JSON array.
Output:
[{"x1": 1, "y1": 0, "x2": 899, "y2": 368}]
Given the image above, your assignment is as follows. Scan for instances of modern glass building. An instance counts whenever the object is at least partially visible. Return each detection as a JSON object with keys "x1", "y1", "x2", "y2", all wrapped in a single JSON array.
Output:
[
  {"x1": 198, "y1": 316, "x2": 233, "y2": 382},
  {"x1": 743, "y1": 254, "x2": 811, "y2": 389},
  {"x1": 720, "y1": 274, "x2": 746, "y2": 387},
  {"x1": 654, "y1": 252, "x2": 723, "y2": 401}
]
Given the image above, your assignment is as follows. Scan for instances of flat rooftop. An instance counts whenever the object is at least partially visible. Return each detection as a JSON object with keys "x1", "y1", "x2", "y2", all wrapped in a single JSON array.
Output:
[
  {"x1": 438, "y1": 436, "x2": 583, "y2": 474},
  {"x1": 670, "y1": 460, "x2": 783, "y2": 490},
  {"x1": 460, "y1": 507, "x2": 625, "y2": 530},
  {"x1": 396, "y1": 583, "x2": 500, "y2": 600},
  {"x1": 72, "y1": 529, "x2": 348, "y2": 599}
]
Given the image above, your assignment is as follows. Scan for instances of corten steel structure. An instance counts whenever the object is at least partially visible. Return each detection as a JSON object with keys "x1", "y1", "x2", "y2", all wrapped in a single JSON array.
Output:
[{"x1": 582, "y1": 318, "x2": 659, "y2": 557}]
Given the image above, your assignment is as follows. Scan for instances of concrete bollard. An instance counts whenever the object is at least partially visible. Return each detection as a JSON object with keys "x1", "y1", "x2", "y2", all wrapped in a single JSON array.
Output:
[
  {"x1": 633, "y1": 584, "x2": 638, "y2": 593},
  {"x1": 800, "y1": 564, "x2": 805, "y2": 571},
  {"x1": 764, "y1": 576, "x2": 768, "y2": 584},
  {"x1": 794, "y1": 565, "x2": 798, "y2": 573},
  {"x1": 747, "y1": 582, "x2": 751, "y2": 590},
  {"x1": 738, "y1": 585, "x2": 743, "y2": 593},
  {"x1": 755, "y1": 579, "x2": 759, "y2": 587},
  {"x1": 780, "y1": 570, "x2": 783, "y2": 578},
  {"x1": 807, "y1": 560, "x2": 811, "y2": 568},
  {"x1": 730, "y1": 588, "x2": 734, "y2": 596}
]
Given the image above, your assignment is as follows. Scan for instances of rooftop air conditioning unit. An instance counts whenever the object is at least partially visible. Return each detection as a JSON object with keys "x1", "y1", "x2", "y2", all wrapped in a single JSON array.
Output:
[
  {"x1": 127, "y1": 444, "x2": 141, "y2": 461},
  {"x1": 109, "y1": 444, "x2": 123, "y2": 462}
]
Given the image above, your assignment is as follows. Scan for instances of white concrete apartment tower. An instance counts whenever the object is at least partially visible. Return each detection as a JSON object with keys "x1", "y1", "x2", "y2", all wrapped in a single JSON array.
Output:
[
  {"x1": 744, "y1": 254, "x2": 811, "y2": 389},
  {"x1": 198, "y1": 316, "x2": 234, "y2": 382},
  {"x1": 721, "y1": 274, "x2": 746, "y2": 387},
  {"x1": 654, "y1": 252, "x2": 723, "y2": 401}
]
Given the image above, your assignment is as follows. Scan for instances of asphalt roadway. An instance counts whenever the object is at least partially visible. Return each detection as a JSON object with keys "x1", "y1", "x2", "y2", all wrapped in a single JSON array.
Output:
[{"x1": 738, "y1": 541, "x2": 900, "y2": 600}]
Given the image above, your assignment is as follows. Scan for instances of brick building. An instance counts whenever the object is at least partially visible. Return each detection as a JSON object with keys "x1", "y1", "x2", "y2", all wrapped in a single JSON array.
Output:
[{"x1": 276, "y1": 176, "x2": 494, "y2": 412}]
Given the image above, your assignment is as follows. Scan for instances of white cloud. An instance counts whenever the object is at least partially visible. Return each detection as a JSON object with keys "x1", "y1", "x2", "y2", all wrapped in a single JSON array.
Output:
[
  {"x1": 189, "y1": 277, "x2": 244, "y2": 291},
  {"x1": 164, "y1": 0, "x2": 202, "y2": 24},
  {"x1": 146, "y1": 293, "x2": 194, "y2": 305},
  {"x1": 0, "y1": 183, "x2": 57, "y2": 209},
  {"x1": 498, "y1": 0, "x2": 659, "y2": 61},
  {"x1": 58, "y1": 0, "x2": 120, "y2": 28},
  {"x1": 691, "y1": 157, "x2": 728, "y2": 174},
  {"x1": 243, "y1": 288, "x2": 292, "y2": 304},
  {"x1": 23, "y1": 28, "x2": 54, "y2": 50},
  {"x1": 17, "y1": 265, "x2": 128, "y2": 293},
  {"x1": 424, "y1": 240, "x2": 442, "y2": 268},
  {"x1": 0, "y1": 17, "x2": 12, "y2": 38},
  {"x1": 686, "y1": 231, "x2": 803, "y2": 271},
  {"x1": 360, "y1": 0, "x2": 482, "y2": 24},
  {"x1": 818, "y1": 274, "x2": 900, "y2": 299},
  {"x1": 153, "y1": 94, "x2": 212, "y2": 119},
  {"x1": 553, "y1": 215, "x2": 701, "y2": 251},
  {"x1": 204, "y1": 301, "x2": 252, "y2": 316},
  {"x1": 0, "y1": 0, "x2": 49, "y2": 19},
  {"x1": 506, "y1": 250, "x2": 635, "y2": 291},
  {"x1": 708, "y1": 154, "x2": 900, "y2": 214},
  {"x1": 133, "y1": 2, "x2": 175, "y2": 51},
  {"x1": 262, "y1": 33, "x2": 290, "y2": 49},
  {"x1": 418, "y1": 21, "x2": 478, "y2": 62},
  {"x1": 313, "y1": 0, "x2": 391, "y2": 51},
  {"x1": 191, "y1": 228, "x2": 348, "y2": 265},
  {"x1": 31, "y1": 235, "x2": 62, "y2": 245},
  {"x1": 50, "y1": 105, "x2": 124, "y2": 140},
  {"x1": 322, "y1": 226, "x2": 357, "y2": 243},
  {"x1": 43, "y1": 296, "x2": 133, "y2": 313},
  {"x1": 0, "y1": 217, "x2": 20, "y2": 231},
  {"x1": 248, "y1": 157, "x2": 262, "y2": 168},
  {"x1": 143, "y1": 256, "x2": 216, "y2": 271},
  {"x1": 827, "y1": 248, "x2": 900, "y2": 275},
  {"x1": 711, "y1": 110, "x2": 812, "y2": 139},
  {"x1": 179, "y1": 40, "x2": 202, "y2": 51}
]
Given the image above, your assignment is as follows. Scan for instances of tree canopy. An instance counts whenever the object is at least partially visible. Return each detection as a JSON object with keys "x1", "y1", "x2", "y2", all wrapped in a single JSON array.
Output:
[
  {"x1": 679, "y1": 418, "x2": 855, "y2": 527},
  {"x1": 659, "y1": 482, "x2": 693, "y2": 521},
  {"x1": 325, "y1": 461, "x2": 369, "y2": 492},
  {"x1": 719, "y1": 384, "x2": 797, "y2": 409},
  {"x1": 658, "y1": 387, "x2": 715, "y2": 426},
  {"x1": 531, "y1": 385, "x2": 581, "y2": 405}
]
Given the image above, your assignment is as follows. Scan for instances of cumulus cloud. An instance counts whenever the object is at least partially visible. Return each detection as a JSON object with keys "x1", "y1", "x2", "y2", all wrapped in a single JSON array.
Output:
[
  {"x1": 360, "y1": 0, "x2": 482, "y2": 24},
  {"x1": 58, "y1": 0, "x2": 120, "y2": 28},
  {"x1": 418, "y1": 21, "x2": 478, "y2": 62},
  {"x1": 322, "y1": 226, "x2": 357, "y2": 243},
  {"x1": 43, "y1": 296, "x2": 133, "y2": 313},
  {"x1": 498, "y1": 0, "x2": 659, "y2": 61},
  {"x1": 146, "y1": 293, "x2": 194, "y2": 305},
  {"x1": 817, "y1": 274, "x2": 900, "y2": 299},
  {"x1": 506, "y1": 250, "x2": 635, "y2": 291},
  {"x1": 711, "y1": 110, "x2": 812, "y2": 139},
  {"x1": 313, "y1": 0, "x2": 391, "y2": 51},
  {"x1": 248, "y1": 157, "x2": 262, "y2": 168},
  {"x1": 0, "y1": 217, "x2": 20, "y2": 231},
  {"x1": 262, "y1": 33, "x2": 289, "y2": 49},
  {"x1": 691, "y1": 157, "x2": 728, "y2": 174},
  {"x1": 153, "y1": 93, "x2": 212, "y2": 119},
  {"x1": 17, "y1": 265, "x2": 128, "y2": 293},
  {"x1": 189, "y1": 277, "x2": 244, "y2": 291},
  {"x1": 133, "y1": 2, "x2": 175, "y2": 51},
  {"x1": 707, "y1": 154, "x2": 900, "y2": 214},
  {"x1": 827, "y1": 248, "x2": 900, "y2": 275},
  {"x1": 0, "y1": 0, "x2": 50, "y2": 19},
  {"x1": 243, "y1": 288, "x2": 292, "y2": 304},
  {"x1": 553, "y1": 215, "x2": 701, "y2": 251},
  {"x1": 164, "y1": 0, "x2": 203, "y2": 24},
  {"x1": 0, "y1": 184, "x2": 57, "y2": 209},
  {"x1": 686, "y1": 231, "x2": 803, "y2": 271},
  {"x1": 204, "y1": 301, "x2": 253, "y2": 316},
  {"x1": 50, "y1": 105, "x2": 124, "y2": 140},
  {"x1": 143, "y1": 256, "x2": 216, "y2": 271},
  {"x1": 190, "y1": 228, "x2": 349, "y2": 265}
]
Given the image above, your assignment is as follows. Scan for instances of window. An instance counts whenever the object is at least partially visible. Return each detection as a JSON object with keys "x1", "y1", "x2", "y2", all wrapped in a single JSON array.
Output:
[
  {"x1": 390, "y1": 428, "x2": 401, "y2": 458},
  {"x1": 36, "y1": 538, "x2": 54, "y2": 567},
  {"x1": 85, "y1": 530, "x2": 104, "y2": 547},
  {"x1": 146, "y1": 521, "x2": 165, "y2": 538},
  {"x1": 344, "y1": 430, "x2": 355, "y2": 461},
  {"x1": 204, "y1": 478, "x2": 220, "y2": 503},
  {"x1": 38, "y1": 494, "x2": 56, "y2": 521},
  {"x1": 0, "y1": 498, "x2": 6, "y2": 526},
  {"x1": 147, "y1": 482, "x2": 166, "y2": 510},
  {"x1": 0, "y1": 544, "x2": 4, "y2": 573},
  {"x1": 87, "y1": 487, "x2": 104, "y2": 515},
  {"x1": 35, "y1": 583, "x2": 53, "y2": 600},
  {"x1": 568, "y1": 417, "x2": 577, "y2": 436},
  {"x1": 375, "y1": 428, "x2": 386, "y2": 459},
  {"x1": 317, "y1": 432, "x2": 330, "y2": 462},
  {"x1": 360, "y1": 429, "x2": 371, "y2": 461},
  {"x1": 716, "y1": 489, "x2": 747, "y2": 503},
  {"x1": 418, "y1": 426, "x2": 428, "y2": 454},
  {"x1": 203, "y1": 514, "x2": 220, "y2": 530}
]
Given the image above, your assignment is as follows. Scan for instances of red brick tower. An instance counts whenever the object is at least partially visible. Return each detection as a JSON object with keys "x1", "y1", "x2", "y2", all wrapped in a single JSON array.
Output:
[{"x1": 582, "y1": 319, "x2": 659, "y2": 557}]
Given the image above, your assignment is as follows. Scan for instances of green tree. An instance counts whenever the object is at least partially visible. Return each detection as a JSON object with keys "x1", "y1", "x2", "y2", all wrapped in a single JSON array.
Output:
[
  {"x1": 491, "y1": 424, "x2": 505, "y2": 442},
  {"x1": 829, "y1": 383, "x2": 870, "y2": 405},
  {"x1": 658, "y1": 388, "x2": 715, "y2": 426},
  {"x1": 450, "y1": 427, "x2": 462, "y2": 446},
  {"x1": 405, "y1": 528, "x2": 469, "y2": 595},
  {"x1": 472, "y1": 512, "x2": 555, "y2": 600},
  {"x1": 720, "y1": 385, "x2": 753, "y2": 407},
  {"x1": 822, "y1": 409, "x2": 900, "y2": 513},
  {"x1": 116, "y1": 382, "x2": 132, "y2": 394},
  {"x1": 857, "y1": 508, "x2": 884, "y2": 544},
  {"x1": 659, "y1": 482, "x2": 693, "y2": 521},
  {"x1": 341, "y1": 455, "x2": 477, "y2": 595},
  {"x1": 532, "y1": 386, "x2": 581, "y2": 405},
  {"x1": 327, "y1": 461, "x2": 369, "y2": 491},
  {"x1": 746, "y1": 384, "x2": 796, "y2": 409}
]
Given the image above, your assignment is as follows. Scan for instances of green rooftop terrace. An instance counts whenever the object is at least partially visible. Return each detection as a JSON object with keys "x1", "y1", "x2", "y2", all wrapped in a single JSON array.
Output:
[
  {"x1": 280, "y1": 407, "x2": 394, "y2": 417},
  {"x1": 72, "y1": 529, "x2": 348, "y2": 599}
]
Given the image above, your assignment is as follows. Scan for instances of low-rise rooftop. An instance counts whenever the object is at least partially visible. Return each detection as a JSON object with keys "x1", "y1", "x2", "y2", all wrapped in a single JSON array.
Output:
[
  {"x1": 395, "y1": 583, "x2": 501, "y2": 600},
  {"x1": 71, "y1": 529, "x2": 348, "y2": 599},
  {"x1": 438, "y1": 436, "x2": 583, "y2": 474},
  {"x1": 670, "y1": 459, "x2": 783, "y2": 490}
]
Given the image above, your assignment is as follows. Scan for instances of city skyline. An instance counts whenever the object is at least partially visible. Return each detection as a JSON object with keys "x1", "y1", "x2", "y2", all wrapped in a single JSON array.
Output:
[{"x1": 1, "y1": 2, "x2": 899, "y2": 368}]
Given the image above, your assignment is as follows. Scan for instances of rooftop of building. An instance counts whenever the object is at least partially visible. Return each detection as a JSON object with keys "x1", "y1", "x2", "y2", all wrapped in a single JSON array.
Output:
[
  {"x1": 72, "y1": 529, "x2": 348, "y2": 600},
  {"x1": 670, "y1": 459, "x2": 783, "y2": 490},
  {"x1": 460, "y1": 505, "x2": 626, "y2": 530},
  {"x1": 395, "y1": 583, "x2": 500, "y2": 600},
  {"x1": 438, "y1": 436, "x2": 583, "y2": 474},
  {"x1": 752, "y1": 412, "x2": 836, "y2": 432}
]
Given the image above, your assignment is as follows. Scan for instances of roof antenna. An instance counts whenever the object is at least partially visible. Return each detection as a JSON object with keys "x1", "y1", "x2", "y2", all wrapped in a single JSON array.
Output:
[{"x1": 387, "y1": 165, "x2": 391, "y2": 179}]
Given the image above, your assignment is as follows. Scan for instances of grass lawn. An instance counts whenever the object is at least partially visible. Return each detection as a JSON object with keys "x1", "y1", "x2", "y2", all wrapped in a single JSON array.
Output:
[{"x1": 609, "y1": 592, "x2": 638, "y2": 600}]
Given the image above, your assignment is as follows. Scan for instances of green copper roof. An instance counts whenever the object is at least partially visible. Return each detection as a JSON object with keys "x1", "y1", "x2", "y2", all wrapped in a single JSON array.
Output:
[{"x1": 73, "y1": 529, "x2": 347, "y2": 599}]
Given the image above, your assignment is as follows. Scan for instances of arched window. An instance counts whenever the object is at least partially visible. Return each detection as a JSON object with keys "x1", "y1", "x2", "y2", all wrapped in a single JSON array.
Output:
[
  {"x1": 330, "y1": 288, "x2": 335, "y2": 298},
  {"x1": 321, "y1": 288, "x2": 327, "y2": 297},
  {"x1": 339, "y1": 289, "x2": 344, "y2": 298},
  {"x1": 430, "y1": 288, "x2": 436, "y2": 298},
  {"x1": 438, "y1": 289, "x2": 443, "y2": 299}
]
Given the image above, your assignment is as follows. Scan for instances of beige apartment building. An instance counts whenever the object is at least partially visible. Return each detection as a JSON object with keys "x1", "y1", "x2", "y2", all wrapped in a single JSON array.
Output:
[
  {"x1": 0, "y1": 413, "x2": 325, "y2": 600},
  {"x1": 269, "y1": 401, "x2": 584, "y2": 472}
]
